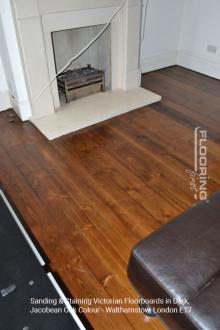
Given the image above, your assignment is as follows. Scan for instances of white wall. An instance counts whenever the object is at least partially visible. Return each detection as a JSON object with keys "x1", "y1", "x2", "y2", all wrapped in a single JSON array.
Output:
[
  {"x1": 140, "y1": 0, "x2": 185, "y2": 73},
  {"x1": 0, "y1": 0, "x2": 31, "y2": 120},
  {"x1": 0, "y1": 56, "x2": 10, "y2": 111},
  {"x1": 177, "y1": 0, "x2": 220, "y2": 79},
  {"x1": 141, "y1": 0, "x2": 220, "y2": 79}
]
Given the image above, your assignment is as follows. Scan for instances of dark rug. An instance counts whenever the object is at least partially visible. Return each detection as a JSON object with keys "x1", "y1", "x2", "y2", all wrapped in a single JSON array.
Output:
[{"x1": 0, "y1": 189, "x2": 85, "y2": 330}]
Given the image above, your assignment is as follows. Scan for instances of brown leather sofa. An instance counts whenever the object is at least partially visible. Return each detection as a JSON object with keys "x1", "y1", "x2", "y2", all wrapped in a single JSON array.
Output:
[{"x1": 128, "y1": 191, "x2": 220, "y2": 330}]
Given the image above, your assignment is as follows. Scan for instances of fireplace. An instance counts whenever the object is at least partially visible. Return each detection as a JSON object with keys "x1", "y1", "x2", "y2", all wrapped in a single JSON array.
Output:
[
  {"x1": 13, "y1": 0, "x2": 143, "y2": 118},
  {"x1": 51, "y1": 24, "x2": 111, "y2": 105},
  {"x1": 10, "y1": 1, "x2": 161, "y2": 139}
]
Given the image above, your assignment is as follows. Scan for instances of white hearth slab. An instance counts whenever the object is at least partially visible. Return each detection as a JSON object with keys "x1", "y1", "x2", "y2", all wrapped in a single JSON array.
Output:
[{"x1": 31, "y1": 88, "x2": 161, "y2": 140}]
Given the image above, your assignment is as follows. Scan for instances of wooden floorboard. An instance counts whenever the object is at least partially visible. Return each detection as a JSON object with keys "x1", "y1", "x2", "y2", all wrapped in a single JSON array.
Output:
[{"x1": 0, "y1": 65, "x2": 220, "y2": 329}]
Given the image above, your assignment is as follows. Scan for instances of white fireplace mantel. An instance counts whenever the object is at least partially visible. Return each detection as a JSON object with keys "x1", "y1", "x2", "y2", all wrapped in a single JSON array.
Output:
[{"x1": 12, "y1": 0, "x2": 142, "y2": 119}]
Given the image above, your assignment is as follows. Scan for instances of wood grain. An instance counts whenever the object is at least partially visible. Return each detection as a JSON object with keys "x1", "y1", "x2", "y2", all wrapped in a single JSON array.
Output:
[{"x1": 0, "y1": 66, "x2": 220, "y2": 329}]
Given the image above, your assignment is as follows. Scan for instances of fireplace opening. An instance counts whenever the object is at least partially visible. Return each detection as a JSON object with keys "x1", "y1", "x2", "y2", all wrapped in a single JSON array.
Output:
[{"x1": 51, "y1": 24, "x2": 111, "y2": 105}]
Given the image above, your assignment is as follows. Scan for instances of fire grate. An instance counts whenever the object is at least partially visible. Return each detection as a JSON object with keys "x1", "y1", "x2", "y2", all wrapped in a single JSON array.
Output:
[{"x1": 57, "y1": 64, "x2": 105, "y2": 103}]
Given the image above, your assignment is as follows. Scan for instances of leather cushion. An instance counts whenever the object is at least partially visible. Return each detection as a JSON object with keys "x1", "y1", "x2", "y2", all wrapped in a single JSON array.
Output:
[
  {"x1": 129, "y1": 191, "x2": 220, "y2": 301},
  {"x1": 128, "y1": 191, "x2": 220, "y2": 330}
]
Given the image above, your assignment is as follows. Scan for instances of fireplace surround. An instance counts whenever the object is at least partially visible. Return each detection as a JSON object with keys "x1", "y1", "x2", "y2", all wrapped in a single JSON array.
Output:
[{"x1": 12, "y1": 0, "x2": 143, "y2": 118}]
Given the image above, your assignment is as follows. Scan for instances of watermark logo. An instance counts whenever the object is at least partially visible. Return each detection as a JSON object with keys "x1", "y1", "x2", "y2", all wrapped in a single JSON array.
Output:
[{"x1": 186, "y1": 127, "x2": 208, "y2": 201}]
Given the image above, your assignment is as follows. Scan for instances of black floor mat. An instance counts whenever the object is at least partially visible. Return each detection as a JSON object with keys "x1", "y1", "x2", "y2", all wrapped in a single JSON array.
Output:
[{"x1": 0, "y1": 190, "x2": 84, "y2": 330}]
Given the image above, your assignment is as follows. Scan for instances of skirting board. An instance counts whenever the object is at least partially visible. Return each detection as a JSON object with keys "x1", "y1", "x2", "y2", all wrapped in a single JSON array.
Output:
[
  {"x1": 177, "y1": 50, "x2": 220, "y2": 80},
  {"x1": 141, "y1": 51, "x2": 178, "y2": 73},
  {"x1": 31, "y1": 87, "x2": 161, "y2": 140},
  {"x1": 141, "y1": 50, "x2": 220, "y2": 80}
]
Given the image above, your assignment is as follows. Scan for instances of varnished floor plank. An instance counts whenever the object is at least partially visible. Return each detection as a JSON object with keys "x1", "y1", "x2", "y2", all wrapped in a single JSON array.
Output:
[{"x1": 0, "y1": 66, "x2": 220, "y2": 329}]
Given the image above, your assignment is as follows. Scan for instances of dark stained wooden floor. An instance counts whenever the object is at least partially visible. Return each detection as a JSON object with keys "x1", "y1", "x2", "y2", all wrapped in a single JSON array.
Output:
[{"x1": 0, "y1": 66, "x2": 220, "y2": 329}]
